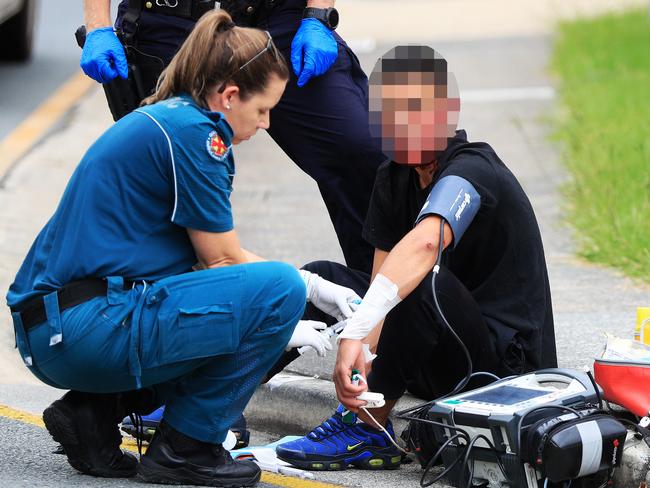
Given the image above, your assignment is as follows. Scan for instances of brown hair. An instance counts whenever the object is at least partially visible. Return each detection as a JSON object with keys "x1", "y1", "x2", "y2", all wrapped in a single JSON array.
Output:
[{"x1": 143, "y1": 9, "x2": 289, "y2": 107}]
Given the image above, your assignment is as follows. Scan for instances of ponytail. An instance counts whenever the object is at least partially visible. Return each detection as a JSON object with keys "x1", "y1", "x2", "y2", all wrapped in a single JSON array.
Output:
[{"x1": 143, "y1": 10, "x2": 289, "y2": 107}]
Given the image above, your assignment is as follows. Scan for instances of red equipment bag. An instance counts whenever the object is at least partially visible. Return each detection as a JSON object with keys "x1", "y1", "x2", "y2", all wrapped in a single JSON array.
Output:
[{"x1": 594, "y1": 358, "x2": 650, "y2": 417}]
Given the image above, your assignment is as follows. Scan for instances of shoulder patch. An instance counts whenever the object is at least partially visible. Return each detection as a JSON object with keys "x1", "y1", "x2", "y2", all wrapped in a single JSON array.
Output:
[{"x1": 206, "y1": 131, "x2": 230, "y2": 161}]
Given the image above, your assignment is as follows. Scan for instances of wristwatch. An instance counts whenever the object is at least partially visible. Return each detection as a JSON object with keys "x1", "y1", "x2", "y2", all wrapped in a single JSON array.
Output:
[{"x1": 302, "y1": 7, "x2": 339, "y2": 30}]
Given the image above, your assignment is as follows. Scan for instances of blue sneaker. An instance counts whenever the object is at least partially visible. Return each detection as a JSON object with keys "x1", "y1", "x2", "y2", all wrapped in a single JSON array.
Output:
[
  {"x1": 121, "y1": 406, "x2": 164, "y2": 442},
  {"x1": 275, "y1": 405, "x2": 401, "y2": 470},
  {"x1": 121, "y1": 407, "x2": 250, "y2": 449}
]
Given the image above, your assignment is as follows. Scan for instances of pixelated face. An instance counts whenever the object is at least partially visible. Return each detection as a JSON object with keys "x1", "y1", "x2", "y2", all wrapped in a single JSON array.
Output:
[{"x1": 369, "y1": 46, "x2": 460, "y2": 166}]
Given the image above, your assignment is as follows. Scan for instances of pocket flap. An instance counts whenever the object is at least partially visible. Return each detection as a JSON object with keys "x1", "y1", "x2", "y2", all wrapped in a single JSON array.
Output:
[{"x1": 178, "y1": 303, "x2": 233, "y2": 316}]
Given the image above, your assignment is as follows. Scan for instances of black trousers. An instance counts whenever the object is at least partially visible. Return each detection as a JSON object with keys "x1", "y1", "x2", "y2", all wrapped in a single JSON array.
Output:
[
  {"x1": 115, "y1": 1, "x2": 381, "y2": 273},
  {"x1": 300, "y1": 261, "x2": 512, "y2": 401}
]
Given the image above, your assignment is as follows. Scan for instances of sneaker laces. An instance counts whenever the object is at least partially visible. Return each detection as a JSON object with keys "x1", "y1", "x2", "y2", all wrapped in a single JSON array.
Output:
[
  {"x1": 128, "y1": 413, "x2": 144, "y2": 460},
  {"x1": 306, "y1": 412, "x2": 347, "y2": 440}
]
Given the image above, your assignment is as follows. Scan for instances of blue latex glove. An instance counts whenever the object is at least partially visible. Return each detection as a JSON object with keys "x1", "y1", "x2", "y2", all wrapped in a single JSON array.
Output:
[
  {"x1": 80, "y1": 27, "x2": 129, "y2": 84},
  {"x1": 290, "y1": 18, "x2": 338, "y2": 87}
]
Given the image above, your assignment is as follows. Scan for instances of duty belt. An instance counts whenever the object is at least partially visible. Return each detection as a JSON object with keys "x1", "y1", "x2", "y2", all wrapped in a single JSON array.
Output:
[
  {"x1": 140, "y1": 0, "x2": 218, "y2": 21},
  {"x1": 12, "y1": 278, "x2": 135, "y2": 331}
]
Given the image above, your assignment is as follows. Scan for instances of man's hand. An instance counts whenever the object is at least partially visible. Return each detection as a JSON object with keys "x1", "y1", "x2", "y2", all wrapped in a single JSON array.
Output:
[
  {"x1": 80, "y1": 27, "x2": 128, "y2": 83},
  {"x1": 290, "y1": 18, "x2": 338, "y2": 87},
  {"x1": 286, "y1": 320, "x2": 333, "y2": 357},
  {"x1": 334, "y1": 338, "x2": 368, "y2": 411},
  {"x1": 302, "y1": 271, "x2": 361, "y2": 321}
]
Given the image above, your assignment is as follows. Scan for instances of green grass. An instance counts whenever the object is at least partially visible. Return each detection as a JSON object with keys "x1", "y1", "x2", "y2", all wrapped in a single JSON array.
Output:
[{"x1": 551, "y1": 8, "x2": 650, "y2": 282}]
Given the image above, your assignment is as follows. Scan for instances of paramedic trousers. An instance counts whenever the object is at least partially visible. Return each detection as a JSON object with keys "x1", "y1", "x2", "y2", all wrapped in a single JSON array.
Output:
[{"x1": 12, "y1": 262, "x2": 305, "y2": 443}]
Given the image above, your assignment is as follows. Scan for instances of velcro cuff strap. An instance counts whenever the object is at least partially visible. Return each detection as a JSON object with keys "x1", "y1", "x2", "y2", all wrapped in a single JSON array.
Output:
[{"x1": 415, "y1": 175, "x2": 480, "y2": 248}]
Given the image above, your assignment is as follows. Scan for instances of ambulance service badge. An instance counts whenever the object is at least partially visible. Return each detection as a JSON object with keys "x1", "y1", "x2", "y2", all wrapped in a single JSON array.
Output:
[{"x1": 206, "y1": 131, "x2": 230, "y2": 161}]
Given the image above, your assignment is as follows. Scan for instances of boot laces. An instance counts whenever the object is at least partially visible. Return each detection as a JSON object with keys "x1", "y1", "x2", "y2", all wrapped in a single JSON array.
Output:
[{"x1": 128, "y1": 413, "x2": 144, "y2": 460}]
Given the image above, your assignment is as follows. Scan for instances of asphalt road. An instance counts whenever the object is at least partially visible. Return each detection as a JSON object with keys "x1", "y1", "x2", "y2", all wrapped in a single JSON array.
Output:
[
  {"x1": 1, "y1": 1, "x2": 648, "y2": 487},
  {"x1": 0, "y1": 1, "x2": 117, "y2": 140}
]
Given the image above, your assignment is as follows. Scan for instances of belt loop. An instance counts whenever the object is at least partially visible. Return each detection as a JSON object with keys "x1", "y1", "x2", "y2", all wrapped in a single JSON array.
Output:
[
  {"x1": 107, "y1": 276, "x2": 128, "y2": 305},
  {"x1": 11, "y1": 312, "x2": 33, "y2": 366},
  {"x1": 43, "y1": 291, "x2": 63, "y2": 346},
  {"x1": 128, "y1": 289, "x2": 148, "y2": 389}
]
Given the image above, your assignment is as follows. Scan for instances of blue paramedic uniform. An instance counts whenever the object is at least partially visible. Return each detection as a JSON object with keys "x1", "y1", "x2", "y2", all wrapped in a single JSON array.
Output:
[
  {"x1": 7, "y1": 95, "x2": 305, "y2": 443},
  {"x1": 116, "y1": 0, "x2": 383, "y2": 273}
]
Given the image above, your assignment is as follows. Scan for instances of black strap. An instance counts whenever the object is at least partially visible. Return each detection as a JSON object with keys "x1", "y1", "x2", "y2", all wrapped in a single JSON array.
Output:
[
  {"x1": 121, "y1": 0, "x2": 143, "y2": 45},
  {"x1": 12, "y1": 279, "x2": 135, "y2": 332}
]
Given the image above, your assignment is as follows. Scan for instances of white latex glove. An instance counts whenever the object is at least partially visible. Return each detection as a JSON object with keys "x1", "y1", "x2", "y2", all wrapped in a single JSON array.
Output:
[
  {"x1": 299, "y1": 270, "x2": 362, "y2": 321},
  {"x1": 286, "y1": 320, "x2": 333, "y2": 357}
]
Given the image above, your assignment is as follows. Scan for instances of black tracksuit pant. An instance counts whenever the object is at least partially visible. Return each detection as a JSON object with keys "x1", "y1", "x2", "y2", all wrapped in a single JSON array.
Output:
[{"x1": 299, "y1": 260, "x2": 510, "y2": 401}]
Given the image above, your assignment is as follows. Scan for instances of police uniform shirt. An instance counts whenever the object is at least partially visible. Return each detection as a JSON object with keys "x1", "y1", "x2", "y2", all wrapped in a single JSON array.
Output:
[
  {"x1": 362, "y1": 130, "x2": 557, "y2": 371},
  {"x1": 8, "y1": 94, "x2": 235, "y2": 308}
]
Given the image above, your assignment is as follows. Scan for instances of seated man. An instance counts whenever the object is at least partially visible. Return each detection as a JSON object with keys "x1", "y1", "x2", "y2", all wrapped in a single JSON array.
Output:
[{"x1": 276, "y1": 45, "x2": 558, "y2": 470}]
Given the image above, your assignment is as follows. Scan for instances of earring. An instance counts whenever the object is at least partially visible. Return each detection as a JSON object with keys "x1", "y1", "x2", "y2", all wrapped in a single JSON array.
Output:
[{"x1": 226, "y1": 104, "x2": 231, "y2": 110}]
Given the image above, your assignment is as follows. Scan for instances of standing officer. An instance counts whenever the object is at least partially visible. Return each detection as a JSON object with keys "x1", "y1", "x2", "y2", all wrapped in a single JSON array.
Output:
[
  {"x1": 8, "y1": 12, "x2": 360, "y2": 486},
  {"x1": 276, "y1": 46, "x2": 557, "y2": 471},
  {"x1": 81, "y1": 0, "x2": 383, "y2": 274}
]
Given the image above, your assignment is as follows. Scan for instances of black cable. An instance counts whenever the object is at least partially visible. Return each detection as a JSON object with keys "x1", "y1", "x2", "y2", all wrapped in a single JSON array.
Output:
[
  {"x1": 398, "y1": 220, "x2": 509, "y2": 487},
  {"x1": 430, "y1": 220, "x2": 473, "y2": 397},
  {"x1": 420, "y1": 432, "x2": 470, "y2": 487},
  {"x1": 396, "y1": 371, "x2": 502, "y2": 419},
  {"x1": 460, "y1": 434, "x2": 508, "y2": 488},
  {"x1": 515, "y1": 405, "x2": 582, "y2": 458},
  {"x1": 398, "y1": 415, "x2": 472, "y2": 435},
  {"x1": 585, "y1": 369, "x2": 603, "y2": 410},
  {"x1": 397, "y1": 219, "x2": 500, "y2": 421}
]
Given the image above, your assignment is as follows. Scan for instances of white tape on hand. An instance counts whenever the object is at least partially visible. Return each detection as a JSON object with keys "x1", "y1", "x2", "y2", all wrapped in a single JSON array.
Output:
[{"x1": 338, "y1": 274, "x2": 401, "y2": 341}]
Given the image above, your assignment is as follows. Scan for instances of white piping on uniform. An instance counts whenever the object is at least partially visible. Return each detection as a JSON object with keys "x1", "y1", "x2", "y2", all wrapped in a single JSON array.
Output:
[{"x1": 135, "y1": 110, "x2": 179, "y2": 221}]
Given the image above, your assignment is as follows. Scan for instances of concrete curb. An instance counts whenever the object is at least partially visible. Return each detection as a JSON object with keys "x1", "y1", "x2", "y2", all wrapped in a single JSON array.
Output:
[
  {"x1": 245, "y1": 373, "x2": 650, "y2": 487},
  {"x1": 244, "y1": 372, "x2": 423, "y2": 437}
]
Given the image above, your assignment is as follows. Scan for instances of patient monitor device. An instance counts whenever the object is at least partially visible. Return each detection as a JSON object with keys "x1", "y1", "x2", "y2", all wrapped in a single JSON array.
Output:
[{"x1": 426, "y1": 369, "x2": 626, "y2": 487}]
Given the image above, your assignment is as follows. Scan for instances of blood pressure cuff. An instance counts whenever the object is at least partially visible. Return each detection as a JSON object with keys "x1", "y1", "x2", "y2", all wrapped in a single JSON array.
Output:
[{"x1": 415, "y1": 175, "x2": 480, "y2": 247}]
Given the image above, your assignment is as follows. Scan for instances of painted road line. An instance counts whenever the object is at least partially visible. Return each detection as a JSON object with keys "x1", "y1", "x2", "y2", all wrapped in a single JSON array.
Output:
[
  {"x1": 0, "y1": 403, "x2": 343, "y2": 488},
  {"x1": 0, "y1": 403, "x2": 44, "y2": 428},
  {"x1": 0, "y1": 72, "x2": 95, "y2": 182}
]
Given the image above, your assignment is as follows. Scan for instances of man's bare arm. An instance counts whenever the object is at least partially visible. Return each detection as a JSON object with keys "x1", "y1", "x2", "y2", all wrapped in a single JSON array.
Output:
[{"x1": 84, "y1": 0, "x2": 112, "y2": 31}]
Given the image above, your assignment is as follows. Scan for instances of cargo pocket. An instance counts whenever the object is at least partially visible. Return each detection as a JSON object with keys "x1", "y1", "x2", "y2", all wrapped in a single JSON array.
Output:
[{"x1": 155, "y1": 303, "x2": 239, "y2": 366}]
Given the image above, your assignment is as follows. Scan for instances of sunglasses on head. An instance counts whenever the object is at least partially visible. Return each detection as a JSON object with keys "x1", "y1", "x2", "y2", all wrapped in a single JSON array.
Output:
[{"x1": 218, "y1": 31, "x2": 279, "y2": 93}]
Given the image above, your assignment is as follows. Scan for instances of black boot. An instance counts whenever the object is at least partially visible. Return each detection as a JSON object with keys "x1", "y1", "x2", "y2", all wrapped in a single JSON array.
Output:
[
  {"x1": 43, "y1": 390, "x2": 145, "y2": 477},
  {"x1": 137, "y1": 420, "x2": 261, "y2": 487}
]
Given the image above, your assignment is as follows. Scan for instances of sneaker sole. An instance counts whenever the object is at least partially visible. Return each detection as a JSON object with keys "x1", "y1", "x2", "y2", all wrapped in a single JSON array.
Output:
[
  {"x1": 277, "y1": 447, "x2": 402, "y2": 471},
  {"x1": 122, "y1": 424, "x2": 250, "y2": 449},
  {"x1": 43, "y1": 401, "x2": 136, "y2": 478},
  {"x1": 136, "y1": 458, "x2": 261, "y2": 487}
]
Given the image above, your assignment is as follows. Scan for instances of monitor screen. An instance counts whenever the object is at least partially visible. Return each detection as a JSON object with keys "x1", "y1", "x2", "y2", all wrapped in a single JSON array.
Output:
[{"x1": 461, "y1": 385, "x2": 548, "y2": 406}]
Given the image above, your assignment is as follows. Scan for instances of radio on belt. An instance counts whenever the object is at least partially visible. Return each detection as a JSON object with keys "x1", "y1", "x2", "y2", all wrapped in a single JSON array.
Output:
[{"x1": 426, "y1": 368, "x2": 627, "y2": 488}]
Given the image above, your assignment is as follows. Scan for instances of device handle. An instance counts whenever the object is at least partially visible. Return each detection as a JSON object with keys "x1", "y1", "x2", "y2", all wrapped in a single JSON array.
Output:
[{"x1": 532, "y1": 368, "x2": 596, "y2": 394}]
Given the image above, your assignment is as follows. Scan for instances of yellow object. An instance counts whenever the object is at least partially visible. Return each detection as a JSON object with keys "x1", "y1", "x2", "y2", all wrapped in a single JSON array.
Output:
[{"x1": 634, "y1": 307, "x2": 650, "y2": 345}]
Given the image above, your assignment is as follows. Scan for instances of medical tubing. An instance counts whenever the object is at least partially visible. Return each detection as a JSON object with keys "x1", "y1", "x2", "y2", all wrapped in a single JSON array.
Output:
[
  {"x1": 360, "y1": 406, "x2": 409, "y2": 455},
  {"x1": 431, "y1": 221, "x2": 473, "y2": 396},
  {"x1": 396, "y1": 218, "x2": 488, "y2": 423}
]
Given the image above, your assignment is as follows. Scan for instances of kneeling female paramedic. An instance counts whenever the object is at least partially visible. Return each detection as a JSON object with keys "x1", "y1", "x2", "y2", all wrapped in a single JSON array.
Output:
[{"x1": 6, "y1": 10, "x2": 359, "y2": 487}]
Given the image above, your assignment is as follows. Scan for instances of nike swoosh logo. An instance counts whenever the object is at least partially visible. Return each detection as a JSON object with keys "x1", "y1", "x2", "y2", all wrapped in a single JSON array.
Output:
[{"x1": 346, "y1": 442, "x2": 364, "y2": 451}]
